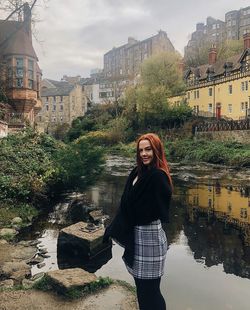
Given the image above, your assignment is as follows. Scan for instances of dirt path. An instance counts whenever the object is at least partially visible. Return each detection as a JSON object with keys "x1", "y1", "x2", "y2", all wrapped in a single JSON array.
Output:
[{"x1": 0, "y1": 283, "x2": 138, "y2": 310}]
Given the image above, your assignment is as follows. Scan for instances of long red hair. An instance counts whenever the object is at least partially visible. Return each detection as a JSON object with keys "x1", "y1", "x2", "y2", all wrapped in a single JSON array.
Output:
[{"x1": 136, "y1": 133, "x2": 173, "y2": 189}]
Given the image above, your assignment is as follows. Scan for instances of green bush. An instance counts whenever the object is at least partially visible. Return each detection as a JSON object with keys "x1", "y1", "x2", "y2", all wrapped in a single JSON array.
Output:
[
  {"x1": 167, "y1": 138, "x2": 250, "y2": 167},
  {"x1": 0, "y1": 129, "x2": 105, "y2": 214}
]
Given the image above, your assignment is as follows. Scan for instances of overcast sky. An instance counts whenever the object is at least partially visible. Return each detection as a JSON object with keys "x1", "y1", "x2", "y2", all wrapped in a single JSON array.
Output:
[{"x1": 26, "y1": 0, "x2": 250, "y2": 79}]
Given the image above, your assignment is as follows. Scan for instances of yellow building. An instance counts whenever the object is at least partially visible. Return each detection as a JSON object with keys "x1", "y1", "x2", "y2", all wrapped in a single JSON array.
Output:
[{"x1": 169, "y1": 34, "x2": 250, "y2": 120}]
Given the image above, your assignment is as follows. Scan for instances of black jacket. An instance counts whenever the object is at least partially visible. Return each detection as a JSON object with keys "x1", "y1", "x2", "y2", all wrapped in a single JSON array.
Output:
[{"x1": 103, "y1": 166, "x2": 172, "y2": 267}]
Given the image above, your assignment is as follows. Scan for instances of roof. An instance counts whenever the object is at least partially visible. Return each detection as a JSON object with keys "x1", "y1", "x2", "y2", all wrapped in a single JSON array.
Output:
[
  {"x1": 0, "y1": 20, "x2": 37, "y2": 59},
  {"x1": 186, "y1": 53, "x2": 242, "y2": 80},
  {"x1": 41, "y1": 79, "x2": 75, "y2": 97}
]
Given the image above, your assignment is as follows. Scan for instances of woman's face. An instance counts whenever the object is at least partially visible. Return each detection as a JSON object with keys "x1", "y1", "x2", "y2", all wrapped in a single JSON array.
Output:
[{"x1": 138, "y1": 139, "x2": 154, "y2": 166}]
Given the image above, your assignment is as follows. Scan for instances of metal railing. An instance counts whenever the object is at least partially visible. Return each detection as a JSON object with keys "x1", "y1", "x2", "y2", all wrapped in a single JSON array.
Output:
[{"x1": 196, "y1": 118, "x2": 250, "y2": 132}]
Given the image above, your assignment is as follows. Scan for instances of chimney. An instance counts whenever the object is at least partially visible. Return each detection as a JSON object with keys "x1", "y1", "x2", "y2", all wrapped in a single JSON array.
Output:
[
  {"x1": 208, "y1": 46, "x2": 217, "y2": 65},
  {"x1": 178, "y1": 59, "x2": 185, "y2": 74},
  {"x1": 128, "y1": 37, "x2": 137, "y2": 45},
  {"x1": 243, "y1": 33, "x2": 250, "y2": 49},
  {"x1": 23, "y1": 3, "x2": 31, "y2": 37}
]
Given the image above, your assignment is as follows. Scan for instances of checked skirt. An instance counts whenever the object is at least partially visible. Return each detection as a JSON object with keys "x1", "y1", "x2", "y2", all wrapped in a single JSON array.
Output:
[{"x1": 125, "y1": 219, "x2": 168, "y2": 279}]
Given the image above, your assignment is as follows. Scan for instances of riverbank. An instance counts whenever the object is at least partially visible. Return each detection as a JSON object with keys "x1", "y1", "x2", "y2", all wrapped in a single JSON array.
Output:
[
  {"x1": 108, "y1": 138, "x2": 250, "y2": 168},
  {"x1": 0, "y1": 282, "x2": 138, "y2": 310}
]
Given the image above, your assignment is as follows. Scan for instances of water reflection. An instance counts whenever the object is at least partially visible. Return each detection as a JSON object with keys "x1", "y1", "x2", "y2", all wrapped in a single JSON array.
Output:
[{"x1": 184, "y1": 182, "x2": 250, "y2": 278}]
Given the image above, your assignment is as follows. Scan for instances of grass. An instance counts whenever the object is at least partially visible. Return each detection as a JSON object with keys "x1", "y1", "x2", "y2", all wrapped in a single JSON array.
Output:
[
  {"x1": 115, "y1": 279, "x2": 136, "y2": 295},
  {"x1": 167, "y1": 138, "x2": 250, "y2": 167},
  {"x1": 0, "y1": 203, "x2": 38, "y2": 227}
]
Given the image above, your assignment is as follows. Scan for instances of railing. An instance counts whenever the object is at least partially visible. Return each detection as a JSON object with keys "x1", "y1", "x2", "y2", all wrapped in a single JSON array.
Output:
[
  {"x1": 196, "y1": 119, "x2": 250, "y2": 132},
  {"x1": 7, "y1": 112, "x2": 26, "y2": 124}
]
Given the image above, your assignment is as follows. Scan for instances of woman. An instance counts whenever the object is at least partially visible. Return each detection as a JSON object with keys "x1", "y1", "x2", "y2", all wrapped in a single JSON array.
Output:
[{"x1": 104, "y1": 133, "x2": 173, "y2": 310}]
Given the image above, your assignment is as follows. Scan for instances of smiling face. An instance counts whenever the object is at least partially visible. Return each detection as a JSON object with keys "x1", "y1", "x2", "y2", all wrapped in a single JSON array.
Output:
[{"x1": 138, "y1": 139, "x2": 154, "y2": 166}]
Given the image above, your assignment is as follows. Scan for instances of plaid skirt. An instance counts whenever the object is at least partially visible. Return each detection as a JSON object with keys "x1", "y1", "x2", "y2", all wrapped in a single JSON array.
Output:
[{"x1": 125, "y1": 220, "x2": 168, "y2": 279}]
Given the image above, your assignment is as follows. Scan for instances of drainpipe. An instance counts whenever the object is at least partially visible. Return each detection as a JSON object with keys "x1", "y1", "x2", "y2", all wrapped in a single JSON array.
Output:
[{"x1": 213, "y1": 81, "x2": 215, "y2": 118}]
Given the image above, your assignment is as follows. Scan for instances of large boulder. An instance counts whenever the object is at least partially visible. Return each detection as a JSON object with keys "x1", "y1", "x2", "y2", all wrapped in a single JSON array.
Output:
[
  {"x1": 0, "y1": 261, "x2": 31, "y2": 283},
  {"x1": 58, "y1": 221, "x2": 109, "y2": 258},
  {"x1": 46, "y1": 268, "x2": 97, "y2": 293}
]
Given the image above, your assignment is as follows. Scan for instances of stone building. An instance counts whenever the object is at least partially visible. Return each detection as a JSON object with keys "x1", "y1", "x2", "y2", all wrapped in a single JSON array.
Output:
[
  {"x1": 36, "y1": 79, "x2": 87, "y2": 133},
  {"x1": 185, "y1": 17, "x2": 225, "y2": 61},
  {"x1": 103, "y1": 30, "x2": 175, "y2": 79},
  {"x1": 185, "y1": 6, "x2": 250, "y2": 61},
  {"x1": 0, "y1": 3, "x2": 42, "y2": 133},
  {"x1": 169, "y1": 34, "x2": 250, "y2": 120}
]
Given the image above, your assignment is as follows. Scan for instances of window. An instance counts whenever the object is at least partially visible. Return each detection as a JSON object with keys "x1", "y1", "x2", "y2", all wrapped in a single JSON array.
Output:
[
  {"x1": 52, "y1": 105, "x2": 56, "y2": 112},
  {"x1": 228, "y1": 85, "x2": 233, "y2": 94},
  {"x1": 45, "y1": 105, "x2": 49, "y2": 111},
  {"x1": 60, "y1": 96, "x2": 63, "y2": 102},
  {"x1": 240, "y1": 208, "x2": 247, "y2": 219},
  {"x1": 241, "y1": 82, "x2": 245, "y2": 91},
  {"x1": 194, "y1": 90, "x2": 199, "y2": 99},
  {"x1": 60, "y1": 116, "x2": 63, "y2": 122},
  {"x1": 228, "y1": 104, "x2": 232, "y2": 113},
  {"x1": 46, "y1": 97, "x2": 49, "y2": 103},
  {"x1": 241, "y1": 102, "x2": 245, "y2": 112},
  {"x1": 208, "y1": 103, "x2": 213, "y2": 112},
  {"x1": 53, "y1": 96, "x2": 56, "y2": 102},
  {"x1": 15, "y1": 57, "x2": 23, "y2": 88},
  {"x1": 209, "y1": 88, "x2": 213, "y2": 96},
  {"x1": 212, "y1": 24, "x2": 216, "y2": 29},
  {"x1": 60, "y1": 105, "x2": 63, "y2": 111},
  {"x1": 245, "y1": 81, "x2": 248, "y2": 91},
  {"x1": 28, "y1": 59, "x2": 34, "y2": 89}
]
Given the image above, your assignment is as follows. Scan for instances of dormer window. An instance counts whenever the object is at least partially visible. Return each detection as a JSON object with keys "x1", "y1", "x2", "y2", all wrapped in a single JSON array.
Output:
[
  {"x1": 206, "y1": 68, "x2": 214, "y2": 81},
  {"x1": 224, "y1": 62, "x2": 233, "y2": 76}
]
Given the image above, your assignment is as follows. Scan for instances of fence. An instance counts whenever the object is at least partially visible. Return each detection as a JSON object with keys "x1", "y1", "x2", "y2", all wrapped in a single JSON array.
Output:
[{"x1": 196, "y1": 119, "x2": 250, "y2": 132}]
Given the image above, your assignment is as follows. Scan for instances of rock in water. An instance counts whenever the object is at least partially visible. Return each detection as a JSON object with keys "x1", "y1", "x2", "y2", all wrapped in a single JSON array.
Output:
[
  {"x1": 58, "y1": 221, "x2": 108, "y2": 258},
  {"x1": 46, "y1": 268, "x2": 97, "y2": 292}
]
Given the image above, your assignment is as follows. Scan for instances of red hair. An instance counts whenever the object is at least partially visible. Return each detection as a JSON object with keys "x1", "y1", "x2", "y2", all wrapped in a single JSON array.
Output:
[{"x1": 136, "y1": 133, "x2": 173, "y2": 189}]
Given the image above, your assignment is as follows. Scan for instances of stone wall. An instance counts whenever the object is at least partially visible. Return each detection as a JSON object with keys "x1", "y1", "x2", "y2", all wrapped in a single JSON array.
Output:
[
  {"x1": 0, "y1": 120, "x2": 8, "y2": 138},
  {"x1": 195, "y1": 130, "x2": 250, "y2": 143}
]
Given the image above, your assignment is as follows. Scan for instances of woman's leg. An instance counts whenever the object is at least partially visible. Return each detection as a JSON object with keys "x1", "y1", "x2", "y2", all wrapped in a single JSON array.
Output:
[{"x1": 134, "y1": 277, "x2": 166, "y2": 310}]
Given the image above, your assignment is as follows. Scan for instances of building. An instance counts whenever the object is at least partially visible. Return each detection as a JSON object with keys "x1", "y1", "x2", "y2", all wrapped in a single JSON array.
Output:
[
  {"x1": 0, "y1": 3, "x2": 42, "y2": 133},
  {"x1": 185, "y1": 17, "x2": 226, "y2": 61},
  {"x1": 169, "y1": 33, "x2": 250, "y2": 120},
  {"x1": 185, "y1": 6, "x2": 250, "y2": 61},
  {"x1": 103, "y1": 30, "x2": 175, "y2": 79},
  {"x1": 36, "y1": 79, "x2": 87, "y2": 133}
]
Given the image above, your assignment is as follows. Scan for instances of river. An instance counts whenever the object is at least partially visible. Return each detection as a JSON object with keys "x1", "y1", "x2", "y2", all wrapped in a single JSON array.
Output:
[{"x1": 18, "y1": 156, "x2": 250, "y2": 310}]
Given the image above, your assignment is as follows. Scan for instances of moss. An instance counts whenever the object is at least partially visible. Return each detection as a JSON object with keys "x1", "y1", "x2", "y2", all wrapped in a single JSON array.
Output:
[{"x1": 33, "y1": 276, "x2": 113, "y2": 300}]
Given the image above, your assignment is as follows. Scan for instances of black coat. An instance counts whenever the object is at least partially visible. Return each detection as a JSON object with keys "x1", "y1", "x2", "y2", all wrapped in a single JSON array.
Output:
[{"x1": 103, "y1": 166, "x2": 172, "y2": 268}]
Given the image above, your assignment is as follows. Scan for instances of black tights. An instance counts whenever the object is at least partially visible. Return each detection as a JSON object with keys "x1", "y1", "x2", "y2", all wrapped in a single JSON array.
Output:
[{"x1": 134, "y1": 277, "x2": 166, "y2": 310}]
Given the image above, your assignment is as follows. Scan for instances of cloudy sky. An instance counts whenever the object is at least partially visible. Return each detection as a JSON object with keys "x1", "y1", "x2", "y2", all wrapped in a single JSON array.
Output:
[{"x1": 26, "y1": 0, "x2": 250, "y2": 79}]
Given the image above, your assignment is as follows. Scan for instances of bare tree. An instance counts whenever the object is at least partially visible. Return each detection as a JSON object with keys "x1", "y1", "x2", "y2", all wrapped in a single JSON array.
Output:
[{"x1": 0, "y1": 0, "x2": 49, "y2": 43}]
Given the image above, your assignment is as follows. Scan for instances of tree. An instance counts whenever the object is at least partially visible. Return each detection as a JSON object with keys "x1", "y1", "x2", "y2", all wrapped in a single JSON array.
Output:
[
  {"x1": 217, "y1": 39, "x2": 243, "y2": 61},
  {"x1": 124, "y1": 52, "x2": 186, "y2": 129},
  {"x1": 185, "y1": 38, "x2": 244, "y2": 68},
  {"x1": 141, "y1": 51, "x2": 186, "y2": 96}
]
